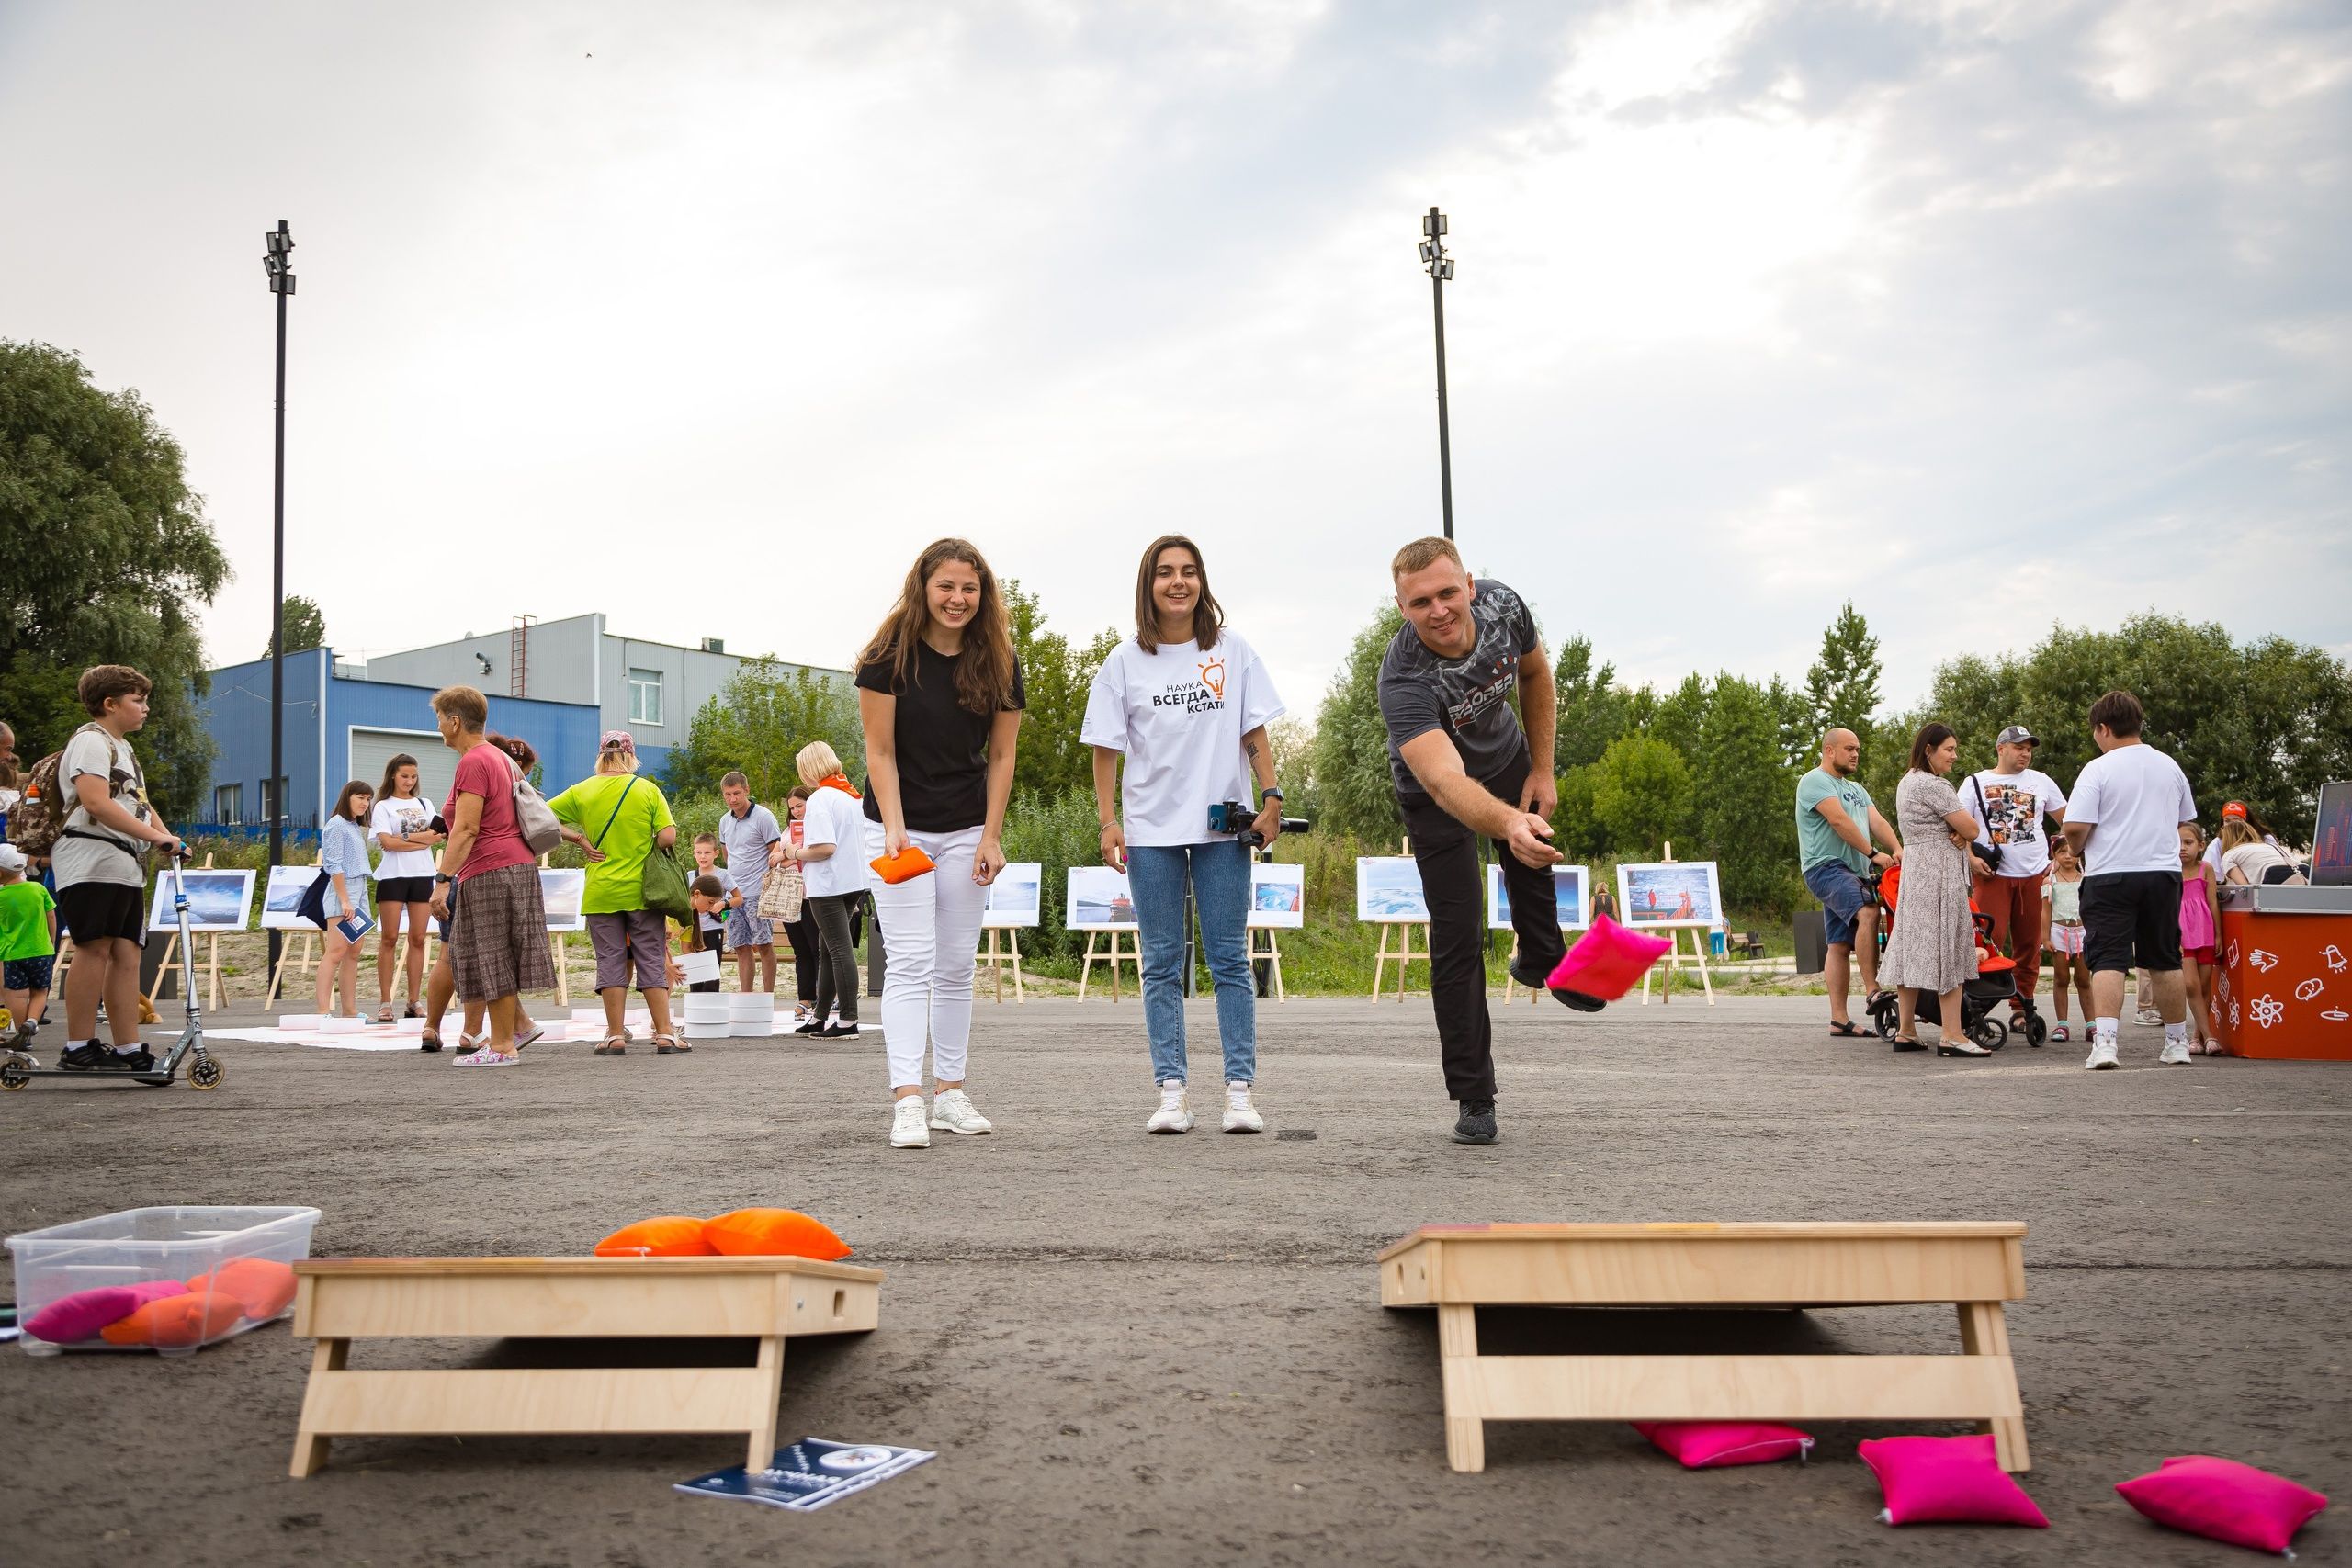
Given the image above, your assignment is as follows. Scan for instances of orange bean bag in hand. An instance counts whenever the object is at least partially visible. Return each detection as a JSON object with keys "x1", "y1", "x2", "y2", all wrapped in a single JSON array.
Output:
[
  {"x1": 99, "y1": 1292, "x2": 247, "y2": 1348},
  {"x1": 188, "y1": 1257, "x2": 299, "y2": 1320},
  {"x1": 594, "y1": 1215, "x2": 720, "y2": 1258},
  {"x1": 701, "y1": 1208, "x2": 851, "y2": 1260}
]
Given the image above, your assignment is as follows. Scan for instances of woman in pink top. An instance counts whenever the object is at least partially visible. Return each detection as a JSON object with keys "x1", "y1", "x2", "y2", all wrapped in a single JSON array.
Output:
[
  {"x1": 427, "y1": 685, "x2": 554, "y2": 1066},
  {"x1": 2177, "y1": 822, "x2": 2222, "y2": 1055}
]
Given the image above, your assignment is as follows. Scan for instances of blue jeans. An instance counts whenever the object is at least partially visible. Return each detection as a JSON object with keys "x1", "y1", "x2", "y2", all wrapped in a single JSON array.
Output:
[{"x1": 1125, "y1": 840, "x2": 1256, "y2": 1086}]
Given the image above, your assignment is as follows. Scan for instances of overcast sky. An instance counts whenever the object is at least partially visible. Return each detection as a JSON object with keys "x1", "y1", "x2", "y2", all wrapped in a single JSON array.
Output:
[{"x1": 4, "y1": 1, "x2": 2346, "y2": 716}]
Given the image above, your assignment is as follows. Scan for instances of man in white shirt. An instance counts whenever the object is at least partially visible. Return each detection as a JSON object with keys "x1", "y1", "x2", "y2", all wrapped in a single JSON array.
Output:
[
  {"x1": 2061, "y1": 691, "x2": 2199, "y2": 1070},
  {"x1": 1965, "y1": 724, "x2": 2069, "y2": 1021}
]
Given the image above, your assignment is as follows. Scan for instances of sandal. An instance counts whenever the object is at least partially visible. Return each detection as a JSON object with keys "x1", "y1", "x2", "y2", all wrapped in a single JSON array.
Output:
[
  {"x1": 1828, "y1": 1021, "x2": 1863, "y2": 1038},
  {"x1": 372, "y1": 1004, "x2": 397, "y2": 1025},
  {"x1": 594, "y1": 1035, "x2": 628, "y2": 1055},
  {"x1": 654, "y1": 1035, "x2": 692, "y2": 1054},
  {"x1": 419, "y1": 1028, "x2": 444, "y2": 1054},
  {"x1": 1890, "y1": 1034, "x2": 1926, "y2": 1053},
  {"x1": 403, "y1": 1002, "x2": 424, "y2": 1020}
]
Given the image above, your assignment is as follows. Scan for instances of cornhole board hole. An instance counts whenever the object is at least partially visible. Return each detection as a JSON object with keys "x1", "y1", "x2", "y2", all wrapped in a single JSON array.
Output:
[
  {"x1": 288, "y1": 1255, "x2": 883, "y2": 1477},
  {"x1": 1378, "y1": 1221, "x2": 2029, "y2": 1473}
]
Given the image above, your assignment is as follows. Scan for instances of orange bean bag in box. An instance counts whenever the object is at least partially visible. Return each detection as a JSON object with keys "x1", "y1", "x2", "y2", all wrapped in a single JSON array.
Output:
[
  {"x1": 594, "y1": 1215, "x2": 719, "y2": 1258},
  {"x1": 187, "y1": 1257, "x2": 299, "y2": 1320},
  {"x1": 701, "y1": 1208, "x2": 851, "y2": 1261},
  {"x1": 99, "y1": 1292, "x2": 247, "y2": 1348}
]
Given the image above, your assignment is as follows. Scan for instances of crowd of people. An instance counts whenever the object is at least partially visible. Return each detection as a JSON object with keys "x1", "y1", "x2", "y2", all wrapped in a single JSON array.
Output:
[{"x1": 1795, "y1": 694, "x2": 2310, "y2": 1067}]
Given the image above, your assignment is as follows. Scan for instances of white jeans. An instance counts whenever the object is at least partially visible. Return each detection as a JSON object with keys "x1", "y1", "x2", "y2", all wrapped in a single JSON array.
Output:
[{"x1": 866, "y1": 821, "x2": 988, "y2": 1090}]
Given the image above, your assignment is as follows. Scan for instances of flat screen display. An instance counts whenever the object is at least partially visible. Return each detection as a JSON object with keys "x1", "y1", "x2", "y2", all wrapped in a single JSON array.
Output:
[{"x1": 2312, "y1": 781, "x2": 2352, "y2": 886}]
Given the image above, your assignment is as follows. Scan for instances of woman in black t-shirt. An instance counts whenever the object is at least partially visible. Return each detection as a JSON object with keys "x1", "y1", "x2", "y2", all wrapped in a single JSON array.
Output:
[{"x1": 854, "y1": 536, "x2": 1025, "y2": 1151}]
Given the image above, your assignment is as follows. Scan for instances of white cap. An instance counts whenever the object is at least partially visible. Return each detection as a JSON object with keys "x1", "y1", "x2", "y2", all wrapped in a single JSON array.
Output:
[{"x1": 0, "y1": 844, "x2": 26, "y2": 873}]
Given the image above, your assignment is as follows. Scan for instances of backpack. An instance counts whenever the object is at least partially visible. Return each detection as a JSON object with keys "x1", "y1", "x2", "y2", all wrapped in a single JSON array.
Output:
[{"x1": 6, "y1": 722, "x2": 112, "y2": 860}]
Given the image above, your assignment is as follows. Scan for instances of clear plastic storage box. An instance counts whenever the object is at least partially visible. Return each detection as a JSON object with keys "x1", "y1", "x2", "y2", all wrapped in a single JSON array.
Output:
[{"x1": 6, "y1": 1205, "x2": 321, "y2": 1356}]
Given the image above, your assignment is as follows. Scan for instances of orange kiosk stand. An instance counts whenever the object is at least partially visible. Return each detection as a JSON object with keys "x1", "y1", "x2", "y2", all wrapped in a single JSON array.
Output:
[{"x1": 2212, "y1": 886, "x2": 2352, "y2": 1061}]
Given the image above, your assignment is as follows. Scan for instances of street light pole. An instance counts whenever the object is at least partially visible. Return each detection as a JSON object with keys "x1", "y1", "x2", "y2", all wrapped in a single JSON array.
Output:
[
  {"x1": 1419, "y1": 207, "x2": 1456, "y2": 541},
  {"x1": 263, "y1": 221, "x2": 295, "y2": 973}
]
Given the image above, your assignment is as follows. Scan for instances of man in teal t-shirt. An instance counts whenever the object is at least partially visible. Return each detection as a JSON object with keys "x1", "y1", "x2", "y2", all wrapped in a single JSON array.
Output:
[{"x1": 1794, "y1": 728, "x2": 1902, "y2": 1035}]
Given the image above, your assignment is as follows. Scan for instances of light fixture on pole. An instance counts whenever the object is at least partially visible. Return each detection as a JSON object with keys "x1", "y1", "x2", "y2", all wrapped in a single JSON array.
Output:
[
  {"x1": 262, "y1": 220, "x2": 295, "y2": 975},
  {"x1": 1419, "y1": 207, "x2": 1456, "y2": 542}
]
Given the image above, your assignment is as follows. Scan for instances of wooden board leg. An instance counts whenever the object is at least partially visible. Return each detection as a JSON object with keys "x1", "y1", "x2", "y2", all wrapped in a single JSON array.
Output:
[
  {"x1": 1438, "y1": 1303, "x2": 1485, "y2": 1472},
  {"x1": 1010, "y1": 930, "x2": 1024, "y2": 1003},
  {"x1": 1371, "y1": 926, "x2": 1389, "y2": 1000},
  {"x1": 290, "y1": 1338, "x2": 349, "y2": 1477},
  {"x1": 1957, "y1": 1302, "x2": 2030, "y2": 1472},
  {"x1": 1080, "y1": 932, "x2": 1097, "y2": 1001},
  {"x1": 746, "y1": 1335, "x2": 786, "y2": 1470}
]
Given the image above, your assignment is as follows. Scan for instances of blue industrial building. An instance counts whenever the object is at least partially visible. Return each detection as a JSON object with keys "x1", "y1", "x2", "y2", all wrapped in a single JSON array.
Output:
[{"x1": 190, "y1": 647, "x2": 602, "y2": 838}]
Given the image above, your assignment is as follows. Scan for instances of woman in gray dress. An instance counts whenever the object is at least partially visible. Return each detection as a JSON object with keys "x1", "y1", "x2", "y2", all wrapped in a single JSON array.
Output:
[{"x1": 1882, "y1": 722, "x2": 1991, "y2": 1056}]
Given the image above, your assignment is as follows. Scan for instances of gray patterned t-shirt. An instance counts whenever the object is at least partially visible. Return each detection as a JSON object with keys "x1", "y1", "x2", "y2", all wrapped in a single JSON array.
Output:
[{"x1": 1377, "y1": 578, "x2": 1541, "y2": 802}]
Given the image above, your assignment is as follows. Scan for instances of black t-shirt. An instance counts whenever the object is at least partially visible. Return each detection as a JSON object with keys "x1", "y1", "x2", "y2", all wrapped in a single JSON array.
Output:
[
  {"x1": 1376, "y1": 577, "x2": 1540, "y2": 802},
  {"x1": 855, "y1": 639, "x2": 1026, "y2": 832}
]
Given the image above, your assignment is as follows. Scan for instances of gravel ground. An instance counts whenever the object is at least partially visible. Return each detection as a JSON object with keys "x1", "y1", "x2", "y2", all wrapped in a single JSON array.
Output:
[{"x1": 2, "y1": 993, "x2": 2346, "y2": 1567}]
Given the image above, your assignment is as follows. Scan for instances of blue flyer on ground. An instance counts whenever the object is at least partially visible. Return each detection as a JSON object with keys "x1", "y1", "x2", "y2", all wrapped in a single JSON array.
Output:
[{"x1": 674, "y1": 1438, "x2": 934, "y2": 1512}]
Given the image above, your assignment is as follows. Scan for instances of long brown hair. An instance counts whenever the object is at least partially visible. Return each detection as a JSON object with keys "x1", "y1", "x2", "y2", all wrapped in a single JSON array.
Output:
[
  {"x1": 377, "y1": 752, "x2": 420, "y2": 803},
  {"x1": 1133, "y1": 534, "x2": 1224, "y2": 654},
  {"x1": 332, "y1": 779, "x2": 374, "y2": 823},
  {"x1": 856, "y1": 536, "x2": 1016, "y2": 716},
  {"x1": 1909, "y1": 722, "x2": 1957, "y2": 773}
]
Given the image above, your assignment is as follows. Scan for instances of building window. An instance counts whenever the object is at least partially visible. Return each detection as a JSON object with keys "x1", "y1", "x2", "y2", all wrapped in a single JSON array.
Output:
[
  {"x1": 213, "y1": 784, "x2": 243, "y2": 825},
  {"x1": 257, "y1": 776, "x2": 291, "y2": 824},
  {"x1": 627, "y1": 668, "x2": 664, "y2": 726}
]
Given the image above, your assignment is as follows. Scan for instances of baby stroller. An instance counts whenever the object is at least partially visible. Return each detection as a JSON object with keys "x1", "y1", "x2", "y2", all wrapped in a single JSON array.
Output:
[{"x1": 1862, "y1": 863, "x2": 2045, "y2": 1053}]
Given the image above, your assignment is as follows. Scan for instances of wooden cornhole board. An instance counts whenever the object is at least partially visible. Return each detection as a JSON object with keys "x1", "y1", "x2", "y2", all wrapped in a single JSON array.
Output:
[
  {"x1": 1378, "y1": 1221, "x2": 2030, "y2": 1473},
  {"x1": 288, "y1": 1255, "x2": 883, "y2": 1477}
]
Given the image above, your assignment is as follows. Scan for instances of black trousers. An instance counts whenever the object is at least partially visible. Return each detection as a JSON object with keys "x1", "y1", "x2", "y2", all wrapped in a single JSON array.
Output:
[
  {"x1": 806, "y1": 894, "x2": 859, "y2": 1021},
  {"x1": 780, "y1": 908, "x2": 819, "y2": 1003},
  {"x1": 1399, "y1": 747, "x2": 1567, "y2": 1102}
]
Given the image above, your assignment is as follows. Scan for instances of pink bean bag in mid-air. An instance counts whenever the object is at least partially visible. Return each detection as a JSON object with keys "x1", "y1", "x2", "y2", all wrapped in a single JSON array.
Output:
[{"x1": 1546, "y1": 914, "x2": 1673, "y2": 1008}]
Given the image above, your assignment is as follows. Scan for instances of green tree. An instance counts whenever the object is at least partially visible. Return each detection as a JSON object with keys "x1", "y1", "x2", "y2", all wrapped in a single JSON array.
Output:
[
  {"x1": 1310, "y1": 604, "x2": 1406, "y2": 842},
  {"x1": 1804, "y1": 602, "x2": 1883, "y2": 749},
  {"x1": 1553, "y1": 635, "x2": 1632, "y2": 773},
  {"x1": 264, "y1": 593, "x2": 325, "y2": 660},
  {"x1": 664, "y1": 659, "x2": 861, "y2": 803},
  {"x1": 1004, "y1": 581, "x2": 1120, "y2": 802},
  {"x1": 0, "y1": 341, "x2": 227, "y2": 821},
  {"x1": 1589, "y1": 734, "x2": 1692, "y2": 858},
  {"x1": 1551, "y1": 762, "x2": 1610, "y2": 859},
  {"x1": 1649, "y1": 671, "x2": 1710, "y2": 761},
  {"x1": 1694, "y1": 674, "x2": 1798, "y2": 909}
]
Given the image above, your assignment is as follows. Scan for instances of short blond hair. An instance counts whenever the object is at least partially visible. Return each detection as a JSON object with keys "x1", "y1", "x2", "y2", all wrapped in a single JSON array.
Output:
[
  {"x1": 1390, "y1": 536, "x2": 1462, "y2": 581},
  {"x1": 796, "y1": 740, "x2": 843, "y2": 784},
  {"x1": 431, "y1": 684, "x2": 489, "y2": 729}
]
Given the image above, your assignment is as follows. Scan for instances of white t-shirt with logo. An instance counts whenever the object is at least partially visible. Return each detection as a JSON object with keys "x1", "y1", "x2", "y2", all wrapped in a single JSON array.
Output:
[
  {"x1": 799, "y1": 786, "x2": 867, "y2": 899},
  {"x1": 2064, "y1": 743, "x2": 2198, "y2": 876},
  {"x1": 54, "y1": 727, "x2": 151, "y2": 889},
  {"x1": 1965, "y1": 768, "x2": 2068, "y2": 879},
  {"x1": 368, "y1": 795, "x2": 439, "y2": 880},
  {"x1": 1080, "y1": 632, "x2": 1285, "y2": 848}
]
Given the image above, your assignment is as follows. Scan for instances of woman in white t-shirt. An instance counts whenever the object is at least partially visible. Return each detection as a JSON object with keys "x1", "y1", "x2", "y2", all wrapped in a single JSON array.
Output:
[
  {"x1": 368, "y1": 754, "x2": 443, "y2": 1021},
  {"x1": 778, "y1": 741, "x2": 866, "y2": 1041},
  {"x1": 1082, "y1": 534, "x2": 1286, "y2": 1135}
]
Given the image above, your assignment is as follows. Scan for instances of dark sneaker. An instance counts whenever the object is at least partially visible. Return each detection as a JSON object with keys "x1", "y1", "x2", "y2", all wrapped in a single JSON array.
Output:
[
  {"x1": 62, "y1": 1043, "x2": 153, "y2": 1073},
  {"x1": 819, "y1": 1021, "x2": 862, "y2": 1039},
  {"x1": 1453, "y1": 1098, "x2": 1498, "y2": 1145},
  {"x1": 1508, "y1": 955, "x2": 1605, "y2": 1012},
  {"x1": 792, "y1": 1020, "x2": 826, "y2": 1036}
]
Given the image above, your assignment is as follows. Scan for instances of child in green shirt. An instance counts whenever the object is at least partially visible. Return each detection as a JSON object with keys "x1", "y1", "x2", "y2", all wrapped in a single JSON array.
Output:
[{"x1": 0, "y1": 845, "x2": 60, "y2": 1049}]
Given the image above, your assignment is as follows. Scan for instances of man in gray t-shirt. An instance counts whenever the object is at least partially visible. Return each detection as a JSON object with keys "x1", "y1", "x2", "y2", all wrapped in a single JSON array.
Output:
[
  {"x1": 1376, "y1": 537, "x2": 1591, "y2": 1150},
  {"x1": 717, "y1": 772, "x2": 782, "y2": 994}
]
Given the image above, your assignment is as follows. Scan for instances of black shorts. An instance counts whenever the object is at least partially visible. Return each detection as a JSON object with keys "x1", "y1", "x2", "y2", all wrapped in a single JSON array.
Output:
[
  {"x1": 2081, "y1": 870, "x2": 2182, "y2": 974},
  {"x1": 376, "y1": 874, "x2": 435, "y2": 906},
  {"x1": 56, "y1": 882, "x2": 145, "y2": 948}
]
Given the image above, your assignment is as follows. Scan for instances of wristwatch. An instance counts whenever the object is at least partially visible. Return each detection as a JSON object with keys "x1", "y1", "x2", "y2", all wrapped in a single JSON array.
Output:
[
  {"x1": 1261, "y1": 786, "x2": 1283, "y2": 805},
  {"x1": 435, "y1": 873, "x2": 455, "y2": 885}
]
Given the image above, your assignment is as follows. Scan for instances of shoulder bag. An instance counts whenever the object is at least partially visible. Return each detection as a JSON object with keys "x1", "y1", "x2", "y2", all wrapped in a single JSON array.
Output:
[
  {"x1": 512, "y1": 766, "x2": 564, "y2": 856},
  {"x1": 1968, "y1": 774, "x2": 2005, "y2": 874}
]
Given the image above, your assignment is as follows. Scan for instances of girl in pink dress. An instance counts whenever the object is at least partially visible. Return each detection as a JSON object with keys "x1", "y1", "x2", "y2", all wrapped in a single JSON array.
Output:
[{"x1": 2177, "y1": 823, "x2": 2223, "y2": 1054}]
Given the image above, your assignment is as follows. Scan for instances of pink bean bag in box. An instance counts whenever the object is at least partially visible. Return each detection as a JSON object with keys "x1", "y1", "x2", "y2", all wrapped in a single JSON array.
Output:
[
  {"x1": 1546, "y1": 914, "x2": 1672, "y2": 1008},
  {"x1": 1860, "y1": 1435, "x2": 2048, "y2": 1528},
  {"x1": 2116, "y1": 1456, "x2": 2328, "y2": 1556},
  {"x1": 24, "y1": 1280, "x2": 190, "y2": 1345}
]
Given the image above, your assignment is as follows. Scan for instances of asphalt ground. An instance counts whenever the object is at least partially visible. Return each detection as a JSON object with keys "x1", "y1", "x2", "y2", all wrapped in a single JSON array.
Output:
[{"x1": 2, "y1": 992, "x2": 2346, "y2": 1567}]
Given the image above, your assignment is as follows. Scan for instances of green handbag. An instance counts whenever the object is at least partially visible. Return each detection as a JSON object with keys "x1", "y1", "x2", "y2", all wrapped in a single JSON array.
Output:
[{"x1": 641, "y1": 840, "x2": 693, "y2": 920}]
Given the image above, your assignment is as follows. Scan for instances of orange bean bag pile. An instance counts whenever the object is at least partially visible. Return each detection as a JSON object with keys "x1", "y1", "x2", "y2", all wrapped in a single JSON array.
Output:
[
  {"x1": 100, "y1": 1292, "x2": 247, "y2": 1348},
  {"x1": 594, "y1": 1215, "x2": 720, "y2": 1258},
  {"x1": 593, "y1": 1209, "x2": 850, "y2": 1260},
  {"x1": 188, "y1": 1257, "x2": 300, "y2": 1320}
]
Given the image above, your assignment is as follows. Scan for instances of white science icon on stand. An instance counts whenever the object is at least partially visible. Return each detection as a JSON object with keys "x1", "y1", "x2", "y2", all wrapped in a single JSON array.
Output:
[
  {"x1": 2296, "y1": 977, "x2": 2324, "y2": 1001},
  {"x1": 2323, "y1": 1007, "x2": 2351, "y2": 1023},
  {"x1": 2324, "y1": 944, "x2": 2348, "y2": 976},
  {"x1": 2250, "y1": 994, "x2": 2285, "y2": 1030},
  {"x1": 2249, "y1": 948, "x2": 2280, "y2": 973},
  {"x1": 2230, "y1": 998, "x2": 2242, "y2": 1029},
  {"x1": 2225, "y1": 940, "x2": 2240, "y2": 968}
]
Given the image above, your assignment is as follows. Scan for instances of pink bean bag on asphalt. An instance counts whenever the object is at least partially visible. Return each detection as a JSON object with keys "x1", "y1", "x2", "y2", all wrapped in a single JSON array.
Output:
[
  {"x1": 1860, "y1": 1434, "x2": 2049, "y2": 1528},
  {"x1": 1635, "y1": 1420, "x2": 1815, "y2": 1468},
  {"x1": 1546, "y1": 914, "x2": 1672, "y2": 1006},
  {"x1": 24, "y1": 1280, "x2": 190, "y2": 1344},
  {"x1": 2115, "y1": 1456, "x2": 2329, "y2": 1556}
]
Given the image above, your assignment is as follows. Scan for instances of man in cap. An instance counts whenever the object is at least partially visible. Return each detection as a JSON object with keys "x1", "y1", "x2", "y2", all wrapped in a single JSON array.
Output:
[{"x1": 1963, "y1": 724, "x2": 2070, "y2": 1021}]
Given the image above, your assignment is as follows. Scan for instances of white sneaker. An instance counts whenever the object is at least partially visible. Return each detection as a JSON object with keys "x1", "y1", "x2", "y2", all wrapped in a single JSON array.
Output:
[
  {"x1": 889, "y1": 1097, "x2": 930, "y2": 1148},
  {"x1": 1221, "y1": 1081, "x2": 1264, "y2": 1134},
  {"x1": 2085, "y1": 1039, "x2": 2120, "y2": 1070},
  {"x1": 1148, "y1": 1082, "x2": 1193, "y2": 1134},
  {"x1": 929, "y1": 1088, "x2": 994, "y2": 1136},
  {"x1": 2134, "y1": 1008, "x2": 2163, "y2": 1027},
  {"x1": 2158, "y1": 1040, "x2": 2193, "y2": 1066}
]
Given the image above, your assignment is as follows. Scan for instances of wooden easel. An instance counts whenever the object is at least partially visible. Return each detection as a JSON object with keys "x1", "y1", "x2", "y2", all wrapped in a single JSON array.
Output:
[
  {"x1": 1249, "y1": 926, "x2": 1287, "y2": 1001},
  {"x1": 1371, "y1": 922, "x2": 1430, "y2": 1000},
  {"x1": 1500, "y1": 936, "x2": 1541, "y2": 1005},
  {"x1": 1638, "y1": 842, "x2": 1715, "y2": 1007},
  {"x1": 147, "y1": 852, "x2": 225, "y2": 1010},
  {"x1": 1079, "y1": 930, "x2": 1140, "y2": 1000},
  {"x1": 978, "y1": 926, "x2": 1025, "y2": 1003},
  {"x1": 265, "y1": 853, "x2": 323, "y2": 1007}
]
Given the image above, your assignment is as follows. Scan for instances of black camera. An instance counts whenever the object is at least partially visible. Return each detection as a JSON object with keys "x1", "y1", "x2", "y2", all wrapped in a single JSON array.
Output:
[{"x1": 1208, "y1": 800, "x2": 1311, "y2": 850}]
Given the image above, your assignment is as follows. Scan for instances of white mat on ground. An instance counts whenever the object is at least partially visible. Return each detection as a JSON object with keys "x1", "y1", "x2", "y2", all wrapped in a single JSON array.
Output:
[{"x1": 204, "y1": 1016, "x2": 878, "y2": 1049}]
